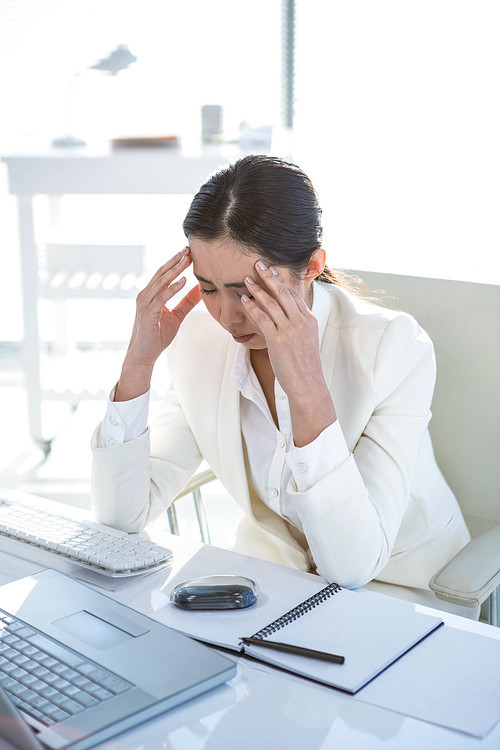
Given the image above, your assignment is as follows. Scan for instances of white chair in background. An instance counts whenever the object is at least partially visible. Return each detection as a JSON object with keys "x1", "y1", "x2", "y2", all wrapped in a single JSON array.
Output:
[
  {"x1": 34, "y1": 242, "x2": 145, "y2": 452},
  {"x1": 40, "y1": 243, "x2": 145, "y2": 355},
  {"x1": 349, "y1": 270, "x2": 500, "y2": 625}
]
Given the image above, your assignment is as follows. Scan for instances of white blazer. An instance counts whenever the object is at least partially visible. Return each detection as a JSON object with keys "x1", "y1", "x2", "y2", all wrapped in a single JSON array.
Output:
[{"x1": 91, "y1": 282, "x2": 470, "y2": 590}]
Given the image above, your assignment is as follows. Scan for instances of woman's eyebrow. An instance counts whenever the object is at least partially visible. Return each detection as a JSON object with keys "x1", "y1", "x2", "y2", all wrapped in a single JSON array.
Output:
[{"x1": 194, "y1": 273, "x2": 246, "y2": 289}]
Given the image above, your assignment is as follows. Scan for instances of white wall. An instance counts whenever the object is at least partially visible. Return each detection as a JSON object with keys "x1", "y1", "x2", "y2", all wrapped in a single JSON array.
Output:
[
  {"x1": 293, "y1": 0, "x2": 500, "y2": 284},
  {"x1": 1, "y1": 1, "x2": 498, "y2": 342}
]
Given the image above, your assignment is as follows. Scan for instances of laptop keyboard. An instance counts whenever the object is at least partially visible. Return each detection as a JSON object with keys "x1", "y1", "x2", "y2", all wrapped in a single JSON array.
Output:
[
  {"x1": 0, "y1": 490, "x2": 173, "y2": 577},
  {"x1": 0, "y1": 609, "x2": 132, "y2": 726}
]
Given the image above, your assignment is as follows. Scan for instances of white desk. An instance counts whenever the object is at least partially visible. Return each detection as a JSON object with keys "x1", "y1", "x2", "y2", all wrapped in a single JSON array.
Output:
[
  {"x1": 1, "y1": 150, "x2": 228, "y2": 451},
  {"x1": 0, "y1": 510, "x2": 499, "y2": 750}
]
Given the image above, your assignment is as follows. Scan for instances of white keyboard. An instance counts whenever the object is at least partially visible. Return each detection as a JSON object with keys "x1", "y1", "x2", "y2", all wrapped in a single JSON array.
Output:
[{"x1": 0, "y1": 489, "x2": 173, "y2": 578}]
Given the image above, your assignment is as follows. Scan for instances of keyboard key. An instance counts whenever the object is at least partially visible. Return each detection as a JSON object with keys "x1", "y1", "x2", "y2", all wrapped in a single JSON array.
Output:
[
  {"x1": 44, "y1": 706, "x2": 70, "y2": 722},
  {"x1": 12, "y1": 654, "x2": 30, "y2": 667},
  {"x1": 52, "y1": 663, "x2": 69, "y2": 676},
  {"x1": 61, "y1": 684, "x2": 81, "y2": 698},
  {"x1": 28, "y1": 679, "x2": 46, "y2": 692},
  {"x1": 52, "y1": 678, "x2": 71, "y2": 691},
  {"x1": 16, "y1": 627, "x2": 36, "y2": 639},
  {"x1": 19, "y1": 673, "x2": 38, "y2": 687},
  {"x1": 39, "y1": 686, "x2": 59, "y2": 700},
  {"x1": 41, "y1": 673, "x2": 60, "y2": 685},
  {"x1": 51, "y1": 693, "x2": 72, "y2": 708},
  {"x1": 32, "y1": 665, "x2": 49, "y2": 678},
  {"x1": 27, "y1": 635, "x2": 84, "y2": 669},
  {"x1": 60, "y1": 667, "x2": 79, "y2": 681},
  {"x1": 11, "y1": 668, "x2": 28, "y2": 681},
  {"x1": 87, "y1": 686, "x2": 112, "y2": 701},
  {"x1": 59, "y1": 699, "x2": 84, "y2": 715},
  {"x1": 0, "y1": 662, "x2": 17, "y2": 675},
  {"x1": 99, "y1": 676, "x2": 129, "y2": 694},
  {"x1": 0, "y1": 676, "x2": 17, "y2": 690},
  {"x1": 30, "y1": 695, "x2": 53, "y2": 711},
  {"x1": 73, "y1": 691, "x2": 99, "y2": 708}
]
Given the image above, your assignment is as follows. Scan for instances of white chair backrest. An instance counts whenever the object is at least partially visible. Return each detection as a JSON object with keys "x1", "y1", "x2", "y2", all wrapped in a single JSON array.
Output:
[
  {"x1": 346, "y1": 270, "x2": 500, "y2": 537},
  {"x1": 43, "y1": 244, "x2": 145, "y2": 274},
  {"x1": 40, "y1": 243, "x2": 145, "y2": 299}
]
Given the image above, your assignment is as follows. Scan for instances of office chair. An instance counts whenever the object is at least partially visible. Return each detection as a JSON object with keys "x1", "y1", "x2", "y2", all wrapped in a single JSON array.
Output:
[
  {"x1": 162, "y1": 272, "x2": 500, "y2": 624},
  {"x1": 39, "y1": 242, "x2": 145, "y2": 356},
  {"x1": 348, "y1": 270, "x2": 500, "y2": 625},
  {"x1": 167, "y1": 469, "x2": 215, "y2": 544}
]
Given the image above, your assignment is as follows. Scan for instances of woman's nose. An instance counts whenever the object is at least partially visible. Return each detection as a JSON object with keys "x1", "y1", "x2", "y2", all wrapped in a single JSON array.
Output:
[{"x1": 219, "y1": 297, "x2": 245, "y2": 327}]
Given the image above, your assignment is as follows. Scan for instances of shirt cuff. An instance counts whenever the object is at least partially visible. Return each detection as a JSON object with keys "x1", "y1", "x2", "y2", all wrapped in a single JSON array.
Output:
[
  {"x1": 99, "y1": 386, "x2": 150, "y2": 447},
  {"x1": 286, "y1": 420, "x2": 350, "y2": 493}
]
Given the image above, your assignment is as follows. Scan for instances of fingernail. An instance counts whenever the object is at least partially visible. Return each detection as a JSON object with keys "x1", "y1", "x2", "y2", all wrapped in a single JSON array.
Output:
[
  {"x1": 241, "y1": 294, "x2": 250, "y2": 303},
  {"x1": 257, "y1": 261, "x2": 267, "y2": 271},
  {"x1": 245, "y1": 275, "x2": 255, "y2": 285},
  {"x1": 270, "y1": 266, "x2": 278, "y2": 276}
]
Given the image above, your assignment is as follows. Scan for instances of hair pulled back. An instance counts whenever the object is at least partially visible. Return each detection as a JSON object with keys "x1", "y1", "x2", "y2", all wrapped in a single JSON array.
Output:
[{"x1": 183, "y1": 154, "x2": 339, "y2": 285}]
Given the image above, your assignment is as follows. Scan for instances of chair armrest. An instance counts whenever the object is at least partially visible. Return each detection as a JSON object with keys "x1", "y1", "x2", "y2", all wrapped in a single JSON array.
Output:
[
  {"x1": 174, "y1": 469, "x2": 217, "y2": 500},
  {"x1": 429, "y1": 524, "x2": 500, "y2": 608}
]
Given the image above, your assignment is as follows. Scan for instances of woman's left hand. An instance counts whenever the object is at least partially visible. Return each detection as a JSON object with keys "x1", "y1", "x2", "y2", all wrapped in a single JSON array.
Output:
[{"x1": 242, "y1": 261, "x2": 337, "y2": 445}]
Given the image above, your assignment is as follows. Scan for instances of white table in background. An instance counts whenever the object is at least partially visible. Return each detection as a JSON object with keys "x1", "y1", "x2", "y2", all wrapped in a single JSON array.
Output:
[{"x1": 1, "y1": 149, "x2": 227, "y2": 451}]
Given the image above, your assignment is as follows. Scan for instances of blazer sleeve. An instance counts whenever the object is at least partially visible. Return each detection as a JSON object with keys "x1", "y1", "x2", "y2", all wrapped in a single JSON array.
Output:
[
  {"x1": 91, "y1": 387, "x2": 203, "y2": 532},
  {"x1": 290, "y1": 313, "x2": 436, "y2": 588}
]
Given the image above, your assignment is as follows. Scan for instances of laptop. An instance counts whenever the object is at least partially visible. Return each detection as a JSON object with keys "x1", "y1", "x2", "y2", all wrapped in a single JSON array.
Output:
[{"x1": 0, "y1": 569, "x2": 236, "y2": 749}]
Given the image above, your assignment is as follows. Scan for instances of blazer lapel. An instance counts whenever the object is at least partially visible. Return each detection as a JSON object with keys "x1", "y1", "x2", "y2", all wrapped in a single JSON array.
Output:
[
  {"x1": 319, "y1": 285, "x2": 340, "y2": 391},
  {"x1": 216, "y1": 341, "x2": 252, "y2": 516}
]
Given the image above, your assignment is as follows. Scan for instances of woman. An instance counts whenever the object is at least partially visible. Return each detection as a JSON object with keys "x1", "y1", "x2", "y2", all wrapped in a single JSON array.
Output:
[{"x1": 92, "y1": 154, "x2": 469, "y2": 590}]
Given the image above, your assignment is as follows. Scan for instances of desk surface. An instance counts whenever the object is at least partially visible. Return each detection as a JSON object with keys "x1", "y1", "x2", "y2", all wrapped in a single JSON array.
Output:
[{"x1": 0, "y1": 507, "x2": 499, "y2": 750}]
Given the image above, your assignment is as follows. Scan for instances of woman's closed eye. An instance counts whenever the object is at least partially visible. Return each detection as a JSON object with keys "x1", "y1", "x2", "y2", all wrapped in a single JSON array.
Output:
[{"x1": 200, "y1": 287, "x2": 254, "y2": 301}]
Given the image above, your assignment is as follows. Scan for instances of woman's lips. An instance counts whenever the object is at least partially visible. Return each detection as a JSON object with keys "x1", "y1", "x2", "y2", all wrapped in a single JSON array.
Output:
[{"x1": 231, "y1": 333, "x2": 255, "y2": 344}]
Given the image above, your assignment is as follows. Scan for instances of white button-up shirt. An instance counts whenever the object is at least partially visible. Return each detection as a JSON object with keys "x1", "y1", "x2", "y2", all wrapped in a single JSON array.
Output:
[{"x1": 100, "y1": 283, "x2": 350, "y2": 533}]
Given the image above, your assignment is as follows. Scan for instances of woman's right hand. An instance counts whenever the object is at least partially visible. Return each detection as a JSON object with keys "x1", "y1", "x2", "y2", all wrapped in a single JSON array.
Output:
[{"x1": 114, "y1": 248, "x2": 201, "y2": 401}]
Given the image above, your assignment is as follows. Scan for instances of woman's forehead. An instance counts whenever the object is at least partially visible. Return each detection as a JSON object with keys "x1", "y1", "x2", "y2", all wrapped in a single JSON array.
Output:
[{"x1": 189, "y1": 237, "x2": 259, "y2": 279}]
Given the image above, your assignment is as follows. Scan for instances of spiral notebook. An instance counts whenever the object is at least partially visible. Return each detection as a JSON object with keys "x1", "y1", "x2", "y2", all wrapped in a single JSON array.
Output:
[{"x1": 159, "y1": 546, "x2": 443, "y2": 694}]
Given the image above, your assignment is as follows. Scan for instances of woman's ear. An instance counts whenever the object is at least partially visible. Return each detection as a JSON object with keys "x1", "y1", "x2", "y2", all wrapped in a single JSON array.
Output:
[{"x1": 305, "y1": 249, "x2": 326, "y2": 282}]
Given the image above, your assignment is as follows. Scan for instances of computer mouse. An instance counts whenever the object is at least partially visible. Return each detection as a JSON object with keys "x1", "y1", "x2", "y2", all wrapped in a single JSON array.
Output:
[{"x1": 170, "y1": 575, "x2": 259, "y2": 610}]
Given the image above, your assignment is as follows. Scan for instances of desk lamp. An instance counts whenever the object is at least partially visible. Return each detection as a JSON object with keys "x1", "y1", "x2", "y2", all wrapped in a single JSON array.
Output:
[{"x1": 52, "y1": 44, "x2": 137, "y2": 149}]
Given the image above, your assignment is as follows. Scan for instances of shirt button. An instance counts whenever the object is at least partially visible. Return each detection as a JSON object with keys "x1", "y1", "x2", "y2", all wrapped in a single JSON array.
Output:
[
  {"x1": 279, "y1": 438, "x2": 285, "y2": 449},
  {"x1": 110, "y1": 416, "x2": 119, "y2": 426},
  {"x1": 271, "y1": 488, "x2": 279, "y2": 498},
  {"x1": 108, "y1": 439, "x2": 117, "y2": 446},
  {"x1": 298, "y1": 463, "x2": 308, "y2": 473},
  {"x1": 277, "y1": 394, "x2": 287, "y2": 401}
]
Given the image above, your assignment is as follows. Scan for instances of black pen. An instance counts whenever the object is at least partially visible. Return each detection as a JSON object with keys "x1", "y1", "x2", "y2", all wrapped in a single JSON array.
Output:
[{"x1": 241, "y1": 637, "x2": 345, "y2": 664}]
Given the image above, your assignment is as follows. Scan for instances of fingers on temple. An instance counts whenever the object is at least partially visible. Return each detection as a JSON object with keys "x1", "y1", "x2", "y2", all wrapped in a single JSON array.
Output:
[
  {"x1": 247, "y1": 264, "x2": 296, "y2": 318},
  {"x1": 141, "y1": 250, "x2": 191, "y2": 306},
  {"x1": 241, "y1": 288, "x2": 281, "y2": 332},
  {"x1": 150, "y1": 248, "x2": 188, "y2": 282},
  {"x1": 173, "y1": 284, "x2": 202, "y2": 319}
]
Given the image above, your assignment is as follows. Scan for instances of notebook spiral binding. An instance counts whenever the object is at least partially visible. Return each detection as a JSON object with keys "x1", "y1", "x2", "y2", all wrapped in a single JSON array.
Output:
[{"x1": 251, "y1": 582, "x2": 342, "y2": 639}]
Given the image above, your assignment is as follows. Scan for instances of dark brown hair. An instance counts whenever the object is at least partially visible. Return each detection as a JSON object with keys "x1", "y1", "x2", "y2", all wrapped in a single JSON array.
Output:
[{"x1": 183, "y1": 154, "x2": 341, "y2": 285}]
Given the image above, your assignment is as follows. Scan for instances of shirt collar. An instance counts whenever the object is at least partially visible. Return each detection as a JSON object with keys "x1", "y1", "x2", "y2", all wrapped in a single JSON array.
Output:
[{"x1": 310, "y1": 280, "x2": 331, "y2": 346}]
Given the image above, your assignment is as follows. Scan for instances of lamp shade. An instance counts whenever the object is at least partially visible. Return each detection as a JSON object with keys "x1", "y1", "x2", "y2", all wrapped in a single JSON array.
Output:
[{"x1": 90, "y1": 45, "x2": 137, "y2": 76}]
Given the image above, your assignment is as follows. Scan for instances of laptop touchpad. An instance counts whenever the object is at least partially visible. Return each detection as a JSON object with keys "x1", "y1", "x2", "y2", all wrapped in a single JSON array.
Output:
[{"x1": 54, "y1": 610, "x2": 133, "y2": 650}]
